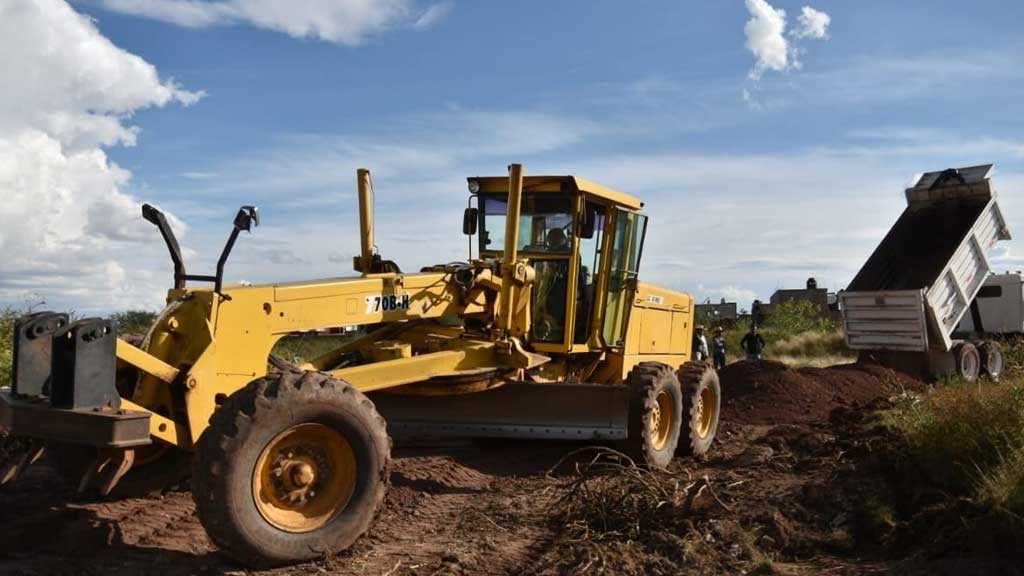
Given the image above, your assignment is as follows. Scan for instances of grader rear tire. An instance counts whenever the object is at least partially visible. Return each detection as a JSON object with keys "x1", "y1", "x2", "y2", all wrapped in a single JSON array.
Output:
[
  {"x1": 626, "y1": 362, "x2": 683, "y2": 469},
  {"x1": 677, "y1": 362, "x2": 721, "y2": 457},
  {"x1": 192, "y1": 370, "x2": 391, "y2": 567}
]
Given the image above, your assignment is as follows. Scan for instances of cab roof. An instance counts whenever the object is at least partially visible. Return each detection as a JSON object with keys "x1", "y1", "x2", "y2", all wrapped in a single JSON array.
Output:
[{"x1": 470, "y1": 175, "x2": 643, "y2": 211}]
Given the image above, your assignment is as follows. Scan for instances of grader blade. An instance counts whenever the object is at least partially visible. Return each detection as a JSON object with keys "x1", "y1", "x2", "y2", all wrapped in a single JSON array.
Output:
[{"x1": 370, "y1": 382, "x2": 629, "y2": 440}]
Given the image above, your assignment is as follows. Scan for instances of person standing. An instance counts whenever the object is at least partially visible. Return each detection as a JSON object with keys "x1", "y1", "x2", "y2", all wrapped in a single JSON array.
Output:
[
  {"x1": 740, "y1": 324, "x2": 766, "y2": 361},
  {"x1": 693, "y1": 325, "x2": 709, "y2": 362},
  {"x1": 712, "y1": 326, "x2": 727, "y2": 370}
]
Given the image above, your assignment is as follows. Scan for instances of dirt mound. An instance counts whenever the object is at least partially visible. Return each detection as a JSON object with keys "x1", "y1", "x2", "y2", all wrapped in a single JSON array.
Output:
[{"x1": 721, "y1": 360, "x2": 925, "y2": 425}]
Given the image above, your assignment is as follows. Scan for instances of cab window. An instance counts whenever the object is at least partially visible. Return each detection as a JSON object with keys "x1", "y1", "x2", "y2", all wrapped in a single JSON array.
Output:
[
  {"x1": 602, "y1": 210, "x2": 647, "y2": 347},
  {"x1": 574, "y1": 208, "x2": 606, "y2": 344},
  {"x1": 480, "y1": 195, "x2": 573, "y2": 254}
]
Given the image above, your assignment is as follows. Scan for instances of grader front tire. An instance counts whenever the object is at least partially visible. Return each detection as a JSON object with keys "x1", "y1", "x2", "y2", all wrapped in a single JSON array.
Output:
[
  {"x1": 626, "y1": 362, "x2": 683, "y2": 469},
  {"x1": 677, "y1": 362, "x2": 721, "y2": 457},
  {"x1": 191, "y1": 370, "x2": 391, "y2": 567}
]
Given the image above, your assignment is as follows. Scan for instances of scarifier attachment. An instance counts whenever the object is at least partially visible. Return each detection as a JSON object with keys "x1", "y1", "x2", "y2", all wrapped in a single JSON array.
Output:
[
  {"x1": 50, "y1": 318, "x2": 120, "y2": 410},
  {"x1": 12, "y1": 312, "x2": 69, "y2": 397}
]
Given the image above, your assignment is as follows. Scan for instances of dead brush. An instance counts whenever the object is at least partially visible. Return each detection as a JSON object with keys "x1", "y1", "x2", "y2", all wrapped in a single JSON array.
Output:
[{"x1": 546, "y1": 447, "x2": 726, "y2": 544}]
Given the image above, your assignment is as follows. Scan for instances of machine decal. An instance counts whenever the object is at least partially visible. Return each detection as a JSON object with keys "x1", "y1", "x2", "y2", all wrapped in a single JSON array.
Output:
[
  {"x1": 647, "y1": 295, "x2": 664, "y2": 305},
  {"x1": 366, "y1": 294, "x2": 411, "y2": 314}
]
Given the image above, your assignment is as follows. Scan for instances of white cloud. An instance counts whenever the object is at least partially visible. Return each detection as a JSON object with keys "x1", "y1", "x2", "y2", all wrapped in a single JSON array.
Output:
[
  {"x1": 744, "y1": 0, "x2": 790, "y2": 80},
  {"x1": 793, "y1": 6, "x2": 830, "y2": 39},
  {"x1": 413, "y1": 0, "x2": 452, "y2": 30},
  {"x1": 743, "y1": 0, "x2": 830, "y2": 80},
  {"x1": 698, "y1": 285, "x2": 759, "y2": 305},
  {"x1": 0, "y1": 0, "x2": 199, "y2": 312},
  {"x1": 98, "y1": 0, "x2": 453, "y2": 45},
  {"x1": 172, "y1": 102, "x2": 1024, "y2": 307}
]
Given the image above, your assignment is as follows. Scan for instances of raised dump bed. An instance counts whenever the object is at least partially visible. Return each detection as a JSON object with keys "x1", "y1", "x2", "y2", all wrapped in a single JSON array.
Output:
[{"x1": 839, "y1": 164, "x2": 1011, "y2": 380}]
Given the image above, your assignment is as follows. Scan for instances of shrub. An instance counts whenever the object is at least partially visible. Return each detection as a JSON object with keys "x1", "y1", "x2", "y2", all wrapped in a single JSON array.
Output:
[
  {"x1": 0, "y1": 309, "x2": 15, "y2": 389},
  {"x1": 890, "y1": 380, "x2": 1024, "y2": 513},
  {"x1": 721, "y1": 301, "x2": 846, "y2": 365},
  {"x1": 766, "y1": 299, "x2": 833, "y2": 340},
  {"x1": 111, "y1": 310, "x2": 157, "y2": 336}
]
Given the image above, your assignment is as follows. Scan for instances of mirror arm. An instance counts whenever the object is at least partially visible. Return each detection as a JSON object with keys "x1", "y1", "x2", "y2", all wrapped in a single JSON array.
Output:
[
  {"x1": 214, "y1": 206, "x2": 259, "y2": 299},
  {"x1": 142, "y1": 204, "x2": 187, "y2": 290}
]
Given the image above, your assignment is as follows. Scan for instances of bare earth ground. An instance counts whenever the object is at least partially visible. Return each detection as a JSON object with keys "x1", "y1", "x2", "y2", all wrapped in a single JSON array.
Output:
[{"x1": 0, "y1": 361, "x2": 1011, "y2": 575}]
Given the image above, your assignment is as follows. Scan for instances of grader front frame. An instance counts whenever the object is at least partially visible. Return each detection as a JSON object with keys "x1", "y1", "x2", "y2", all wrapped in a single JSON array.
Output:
[{"x1": 0, "y1": 164, "x2": 721, "y2": 567}]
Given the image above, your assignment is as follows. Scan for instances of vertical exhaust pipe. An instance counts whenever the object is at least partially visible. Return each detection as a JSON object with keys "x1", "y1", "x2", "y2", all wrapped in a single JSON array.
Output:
[
  {"x1": 356, "y1": 168, "x2": 374, "y2": 274},
  {"x1": 498, "y1": 163, "x2": 524, "y2": 334}
]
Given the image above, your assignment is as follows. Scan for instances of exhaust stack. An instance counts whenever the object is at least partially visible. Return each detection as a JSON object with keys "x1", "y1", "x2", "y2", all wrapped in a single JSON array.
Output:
[
  {"x1": 356, "y1": 168, "x2": 375, "y2": 274},
  {"x1": 497, "y1": 163, "x2": 524, "y2": 334}
]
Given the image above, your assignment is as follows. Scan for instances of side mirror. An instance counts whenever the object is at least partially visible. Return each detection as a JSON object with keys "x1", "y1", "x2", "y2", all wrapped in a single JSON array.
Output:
[
  {"x1": 579, "y1": 203, "x2": 596, "y2": 239},
  {"x1": 463, "y1": 207, "x2": 479, "y2": 235}
]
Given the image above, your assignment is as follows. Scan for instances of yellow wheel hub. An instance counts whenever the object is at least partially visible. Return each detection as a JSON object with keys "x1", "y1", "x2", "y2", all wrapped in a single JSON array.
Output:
[
  {"x1": 696, "y1": 386, "x2": 716, "y2": 439},
  {"x1": 650, "y1": 389, "x2": 674, "y2": 451},
  {"x1": 253, "y1": 423, "x2": 357, "y2": 533}
]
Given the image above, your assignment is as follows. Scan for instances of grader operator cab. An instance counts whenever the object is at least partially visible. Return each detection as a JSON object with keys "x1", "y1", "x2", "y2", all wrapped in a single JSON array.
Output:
[{"x1": 0, "y1": 164, "x2": 721, "y2": 567}]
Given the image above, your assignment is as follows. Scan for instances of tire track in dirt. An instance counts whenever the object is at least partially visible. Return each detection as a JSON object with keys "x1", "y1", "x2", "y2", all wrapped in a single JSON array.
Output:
[
  {"x1": 324, "y1": 441, "x2": 558, "y2": 576},
  {"x1": 0, "y1": 439, "x2": 567, "y2": 576}
]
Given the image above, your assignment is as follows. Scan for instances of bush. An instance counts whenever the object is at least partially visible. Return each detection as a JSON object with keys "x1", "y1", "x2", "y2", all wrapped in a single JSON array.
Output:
[
  {"x1": 890, "y1": 380, "x2": 1024, "y2": 513},
  {"x1": 111, "y1": 310, "x2": 157, "y2": 336},
  {"x1": 720, "y1": 300, "x2": 845, "y2": 365},
  {"x1": 0, "y1": 309, "x2": 15, "y2": 389},
  {"x1": 766, "y1": 299, "x2": 833, "y2": 340}
]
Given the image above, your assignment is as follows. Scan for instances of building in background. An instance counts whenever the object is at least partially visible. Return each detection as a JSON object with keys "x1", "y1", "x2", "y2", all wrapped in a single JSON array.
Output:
[
  {"x1": 750, "y1": 278, "x2": 840, "y2": 324},
  {"x1": 696, "y1": 298, "x2": 738, "y2": 327}
]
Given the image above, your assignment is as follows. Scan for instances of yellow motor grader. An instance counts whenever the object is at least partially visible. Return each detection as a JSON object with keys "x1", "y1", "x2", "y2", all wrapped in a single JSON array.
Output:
[{"x1": 0, "y1": 164, "x2": 721, "y2": 566}]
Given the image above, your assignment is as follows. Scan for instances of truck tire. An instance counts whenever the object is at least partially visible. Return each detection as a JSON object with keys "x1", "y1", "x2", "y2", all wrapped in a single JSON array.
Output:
[
  {"x1": 626, "y1": 362, "x2": 683, "y2": 469},
  {"x1": 980, "y1": 341, "x2": 1004, "y2": 380},
  {"x1": 192, "y1": 370, "x2": 391, "y2": 567},
  {"x1": 954, "y1": 343, "x2": 981, "y2": 382},
  {"x1": 677, "y1": 362, "x2": 721, "y2": 457}
]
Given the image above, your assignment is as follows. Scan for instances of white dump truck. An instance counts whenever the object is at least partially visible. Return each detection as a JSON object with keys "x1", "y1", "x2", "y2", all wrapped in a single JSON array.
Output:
[{"x1": 839, "y1": 164, "x2": 1012, "y2": 381}]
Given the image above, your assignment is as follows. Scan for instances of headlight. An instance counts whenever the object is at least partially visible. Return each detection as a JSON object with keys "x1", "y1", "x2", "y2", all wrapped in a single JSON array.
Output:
[{"x1": 467, "y1": 179, "x2": 480, "y2": 194}]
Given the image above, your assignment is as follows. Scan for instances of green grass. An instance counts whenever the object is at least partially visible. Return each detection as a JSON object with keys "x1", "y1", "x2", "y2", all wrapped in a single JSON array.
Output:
[
  {"x1": 715, "y1": 300, "x2": 853, "y2": 367},
  {"x1": 111, "y1": 310, "x2": 157, "y2": 336},
  {"x1": 272, "y1": 334, "x2": 353, "y2": 365},
  {"x1": 889, "y1": 379, "x2": 1024, "y2": 513},
  {"x1": 0, "y1": 309, "x2": 15, "y2": 389}
]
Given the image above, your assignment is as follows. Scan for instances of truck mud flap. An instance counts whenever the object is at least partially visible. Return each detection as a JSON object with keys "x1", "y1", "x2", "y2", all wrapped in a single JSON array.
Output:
[{"x1": 370, "y1": 382, "x2": 628, "y2": 440}]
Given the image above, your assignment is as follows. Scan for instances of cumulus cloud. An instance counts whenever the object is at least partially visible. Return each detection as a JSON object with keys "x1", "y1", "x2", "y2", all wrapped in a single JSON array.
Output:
[
  {"x1": 743, "y1": 0, "x2": 830, "y2": 80},
  {"x1": 0, "y1": 0, "x2": 199, "y2": 311},
  {"x1": 98, "y1": 0, "x2": 453, "y2": 45},
  {"x1": 744, "y1": 0, "x2": 790, "y2": 80},
  {"x1": 794, "y1": 6, "x2": 830, "y2": 39}
]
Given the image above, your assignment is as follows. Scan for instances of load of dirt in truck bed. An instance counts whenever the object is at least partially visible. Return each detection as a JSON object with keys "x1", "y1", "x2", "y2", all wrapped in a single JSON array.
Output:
[{"x1": 720, "y1": 360, "x2": 925, "y2": 425}]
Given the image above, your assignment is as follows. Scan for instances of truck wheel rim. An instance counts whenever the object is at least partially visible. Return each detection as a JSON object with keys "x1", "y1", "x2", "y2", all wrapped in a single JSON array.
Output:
[
  {"x1": 962, "y1": 350, "x2": 979, "y2": 379},
  {"x1": 253, "y1": 423, "x2": 357, "y2": 533},
  {"x1": 988, "y1": 351, "x2": 1003, "y2": 376},
  {"x1": 650, "y1": 390, "x2": 674, "y2": 451},
  {"x1": 697, "y1": 387, "x2": 716, "y2": 439}
]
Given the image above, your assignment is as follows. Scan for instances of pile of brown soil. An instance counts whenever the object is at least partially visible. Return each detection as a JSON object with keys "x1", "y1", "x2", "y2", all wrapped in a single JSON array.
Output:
[{"x1": 720, "y1": 360, "x2": 924, "y2": 425}]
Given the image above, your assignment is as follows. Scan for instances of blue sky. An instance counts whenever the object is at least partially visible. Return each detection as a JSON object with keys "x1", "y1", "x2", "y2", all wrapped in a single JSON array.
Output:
[{"x1": 3, "y1": 0, "x2": 1024, "y2": 313}]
